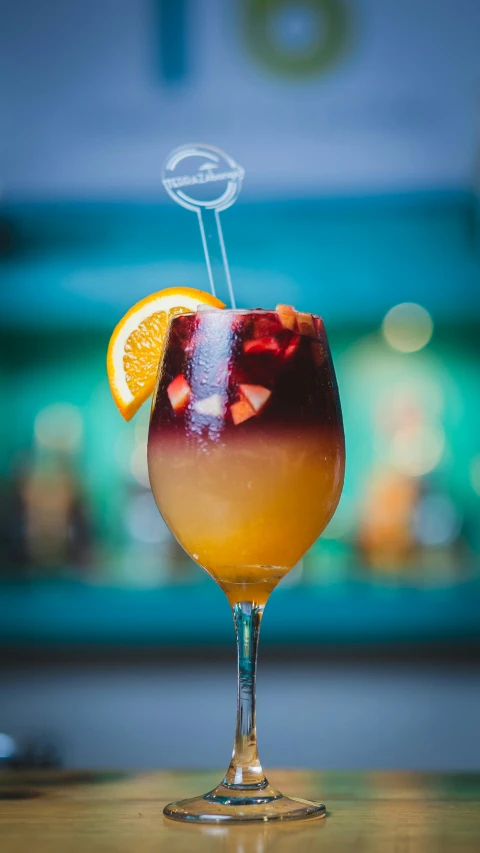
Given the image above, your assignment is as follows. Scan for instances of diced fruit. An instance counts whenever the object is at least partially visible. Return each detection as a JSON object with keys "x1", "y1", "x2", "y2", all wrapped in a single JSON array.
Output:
[
  {"x1": 231, "y1": 398, "x2": 256, "y2": 425},
  {"x1": 296, "y1": 312, "x2": 317, "y2": 339},
  {"x1": 239, "y1": 384, "x2": 272, "y2": 413},
  {"x1": 311, "y1": 341, "x2": 325, "y2": 366},
  {"x1": 243, "y1": 336, "x2": 281, "y2": 355},
  {"x1": 276, "y1": 304, "x2": 296, "y2": 331},
  {"x1": 194, "y1": 394, "x2": 225, "y2": 418},
  {"x1": 167, "y1": 375, "x2": 191, "y2": 413},
  {"x1": 283, "y1": 334, "x2": 301, "y2": 359}
]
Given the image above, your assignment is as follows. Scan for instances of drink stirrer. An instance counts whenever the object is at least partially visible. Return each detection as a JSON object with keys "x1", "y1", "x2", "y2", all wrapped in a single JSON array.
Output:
[{"x1": 162, "y1": 143, "x2": 245, "y2": 309}]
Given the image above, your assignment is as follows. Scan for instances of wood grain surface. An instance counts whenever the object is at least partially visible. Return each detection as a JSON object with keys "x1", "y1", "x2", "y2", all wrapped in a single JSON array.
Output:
[{"x1": 1, "y1": 769, "x2": 480, "y2": 852}]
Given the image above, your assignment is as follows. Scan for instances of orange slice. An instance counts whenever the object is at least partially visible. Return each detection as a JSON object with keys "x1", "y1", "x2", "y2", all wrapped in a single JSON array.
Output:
[{"x1": 107, "y1": 287, "x2": 224, "y2": 420}]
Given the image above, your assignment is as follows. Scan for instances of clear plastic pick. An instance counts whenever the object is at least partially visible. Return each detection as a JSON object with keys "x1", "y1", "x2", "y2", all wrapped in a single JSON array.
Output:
[{"x1": 162, "y1": 144, "x2": 244, "y2": 308}]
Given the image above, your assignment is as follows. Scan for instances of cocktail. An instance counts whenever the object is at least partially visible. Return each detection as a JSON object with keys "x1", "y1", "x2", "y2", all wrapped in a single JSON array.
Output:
[
  {"x1": 148, "y1": 307, "x2": 344, "y2": 608},
  {"x1": 106, "y1": 144, "x2": 345, "y2": 823},
  {"x1": 108, "y1": 296, "x2": 344, "y2": 822},
  {"x1": 149, "y1": 306, "x2": 344, "y2": 822}
]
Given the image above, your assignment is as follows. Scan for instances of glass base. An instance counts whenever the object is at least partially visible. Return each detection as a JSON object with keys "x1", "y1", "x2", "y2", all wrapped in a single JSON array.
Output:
[{"x1": 163, "y1": 780, "x2": 326, "y2": 824}]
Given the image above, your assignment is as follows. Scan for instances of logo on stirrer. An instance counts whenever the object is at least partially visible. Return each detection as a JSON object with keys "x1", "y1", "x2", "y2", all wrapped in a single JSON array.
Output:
[{"x1": 162, "y1": 144, "x2": 244, "y2": 308}]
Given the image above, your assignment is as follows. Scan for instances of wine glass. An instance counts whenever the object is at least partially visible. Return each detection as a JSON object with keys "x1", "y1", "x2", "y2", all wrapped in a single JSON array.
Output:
[{"x1": 148, "y1": 308, "x2": 345, "y2": 822}]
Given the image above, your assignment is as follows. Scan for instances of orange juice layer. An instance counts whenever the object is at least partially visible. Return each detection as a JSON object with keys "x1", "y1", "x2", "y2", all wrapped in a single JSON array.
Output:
[{"x1": 148, "y1": 427, "x2": 344, "y2": 604}]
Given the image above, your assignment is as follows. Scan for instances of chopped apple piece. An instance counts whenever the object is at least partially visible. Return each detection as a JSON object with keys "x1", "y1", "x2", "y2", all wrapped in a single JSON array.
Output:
[
  {"x1": 311, "y1": 341, "x2": 325, "y2": 366},
  {"x1": 167, "y1": 375, "x2": 191, "y2": 414},
  {"x1": 276, "y1": 304, "x2": 296, "y2": 331},
  {"x1": 243, "y1": 336, "x2": 281, "y2": 355},
  {"x1": 284, "y1": 334, "x2": 300, "y2": 359},
  {"x1": 239, "y1": 384, "x2": 271, "y2": 413},
  {"x1": 231, "y1": 398, "x2": 256, "y2": 425},
  {"x1": 193, "y1": 394, "x2": 225, "y2": 418},
  {"x1": 296, "y1": 312, "x2": 317, "y2": 339}
]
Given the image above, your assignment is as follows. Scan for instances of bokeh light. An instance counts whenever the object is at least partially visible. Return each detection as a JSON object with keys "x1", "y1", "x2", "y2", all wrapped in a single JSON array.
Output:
[
  {"x1": 469, "y1": 455, "x2": 480, "y2": 497},
  {"x1": 34, "y1": 403, "x2": 83, "y2": 452},
  {"x1": 114, "y1": 429, "x2": 135, "y2": 474},
  {"x1": 134, "y1": 406, "x2": 150, "y2": 444},
  {"x1": 130, "y1": 442, "x2": 150, "y2": 488},
  {"x1": 0, "y1": 733, "x2": 15, "y2": 759},
  {"x1": 126, "y1": 492, "x2": 170, "y2": 544},
  {"x1": 390, "y1": 422, "x2": 445, "y2": 476},
  {"x1": 382, "y1": 303, "x2": 434, "y2": 353},
  {"x1": 413, "y1": 494, "x2": 461, "y2": 547}
]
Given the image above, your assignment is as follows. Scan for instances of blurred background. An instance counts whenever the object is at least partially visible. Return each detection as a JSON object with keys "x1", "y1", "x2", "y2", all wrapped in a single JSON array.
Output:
[{"x1": 1, "y1": 0, "x2": 480, "y2": 772}]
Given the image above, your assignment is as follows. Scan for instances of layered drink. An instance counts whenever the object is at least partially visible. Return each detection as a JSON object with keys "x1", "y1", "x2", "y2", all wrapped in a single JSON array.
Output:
[{"x1": 148, "y1": 307, "x2": 345, "y2": 604}]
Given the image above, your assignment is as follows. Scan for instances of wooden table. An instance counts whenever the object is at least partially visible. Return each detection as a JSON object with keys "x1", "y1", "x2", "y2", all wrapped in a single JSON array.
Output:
[{"x1": 1, "y1": 769, "x2": 480, "y2": 852}]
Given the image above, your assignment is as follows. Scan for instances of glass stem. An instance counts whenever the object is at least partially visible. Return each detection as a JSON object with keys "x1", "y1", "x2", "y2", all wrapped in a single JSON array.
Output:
[{"x1": 223, "y1": 601, "x2": 267, "y2": 789}]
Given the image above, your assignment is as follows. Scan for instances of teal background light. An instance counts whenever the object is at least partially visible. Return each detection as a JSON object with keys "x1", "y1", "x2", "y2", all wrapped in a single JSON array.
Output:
[{"x1": 1, "y1": 193, "x2": 479, "y2": 646}]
